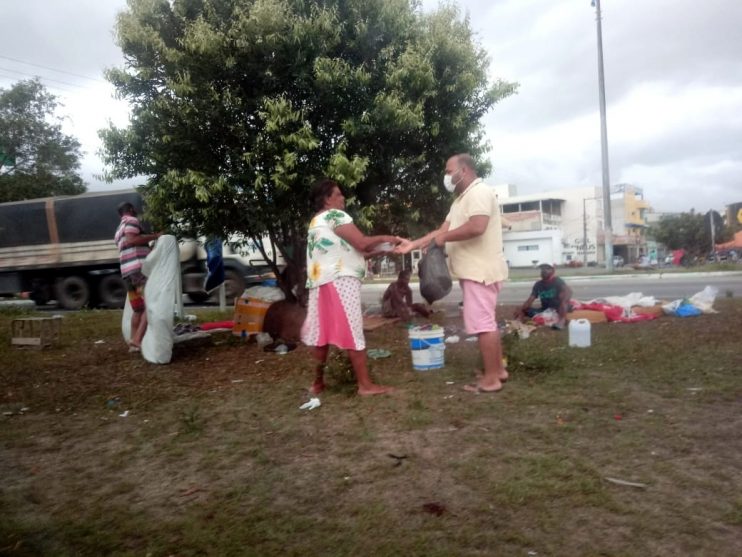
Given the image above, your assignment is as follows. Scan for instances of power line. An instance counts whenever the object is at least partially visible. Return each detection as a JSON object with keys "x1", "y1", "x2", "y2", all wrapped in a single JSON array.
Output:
[
  {"x1": 0, "y1": 70, "x2": 79, "y2": 97},
  {"x1": 0, "y1": 65, "x2": 90, "y2": 90},
  {"x1": 0, "y1": 54, "x2": 105, "y2": 83}
]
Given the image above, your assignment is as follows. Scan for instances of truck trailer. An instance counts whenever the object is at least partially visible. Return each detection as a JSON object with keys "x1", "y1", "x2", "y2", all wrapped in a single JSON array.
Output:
[{"x1": 0, "y1": 189, "x2": 280, "y2": 309}]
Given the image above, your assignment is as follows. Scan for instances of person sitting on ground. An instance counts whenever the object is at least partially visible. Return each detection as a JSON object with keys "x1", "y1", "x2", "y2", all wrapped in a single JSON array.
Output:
[
  {"x1": 381, "y1": 269, "x2": 432, "y2": 321},
  {"x1": 632, "y1": 251, "x2": 651, "y2": 270},
  {"x1": 514, "y1": 263, "x2": 572, "y2": 329}
]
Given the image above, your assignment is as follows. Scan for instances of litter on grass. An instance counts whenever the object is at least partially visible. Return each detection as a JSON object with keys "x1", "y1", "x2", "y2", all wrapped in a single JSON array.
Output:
[
  {"x1": 367, "y1": 348, "x2": 392, "y2": 359},
  {"x1": 604, "y1": 477, "x2": 647, "y2": 489},
  {"x1": 299, "y1": 398, "x2": 321, "y2": 411}
]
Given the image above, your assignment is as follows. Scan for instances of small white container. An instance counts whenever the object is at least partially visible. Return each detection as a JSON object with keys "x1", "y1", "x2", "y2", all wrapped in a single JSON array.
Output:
[{"x1": 568, "y1": 319, "x2": 591, "y2": 348}]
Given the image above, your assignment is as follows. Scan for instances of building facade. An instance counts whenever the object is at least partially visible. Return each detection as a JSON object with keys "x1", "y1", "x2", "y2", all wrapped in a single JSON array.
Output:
[{"x1": 492, "y1": 182, "x2": 651, "y2": 267}]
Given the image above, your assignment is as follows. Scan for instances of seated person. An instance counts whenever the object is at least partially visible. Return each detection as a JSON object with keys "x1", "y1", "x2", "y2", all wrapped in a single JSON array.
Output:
[
  {"x1": 514, "y1": 263, "x2": 573, "y2": 329},
  {"x1": 382, "y1": 269, "x2": 431, "y2": 320},
  {"x1": 632, "y1": 252, "x2": 651, "y2": 270}
]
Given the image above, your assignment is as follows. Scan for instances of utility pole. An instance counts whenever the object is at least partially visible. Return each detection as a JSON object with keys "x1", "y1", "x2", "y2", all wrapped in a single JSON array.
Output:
[
  {"x1": 709, "y1": 210, "x2": 716, "y2": 260},
  {"x1": 593, "y1": 0, "x2": 613, "y2": 271},
  {"x1": 583, "y1": 198, "x2": 588, "y2": 265}
]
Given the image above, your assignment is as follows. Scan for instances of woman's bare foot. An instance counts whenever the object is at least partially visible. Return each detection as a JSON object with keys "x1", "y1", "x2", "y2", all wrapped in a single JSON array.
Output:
[
  {"x1": 357, "y1": 384, "x2": 394, "y2": 396},
  {"x1": 309, "y1": 380, "x2": 325, "y2": 395}
]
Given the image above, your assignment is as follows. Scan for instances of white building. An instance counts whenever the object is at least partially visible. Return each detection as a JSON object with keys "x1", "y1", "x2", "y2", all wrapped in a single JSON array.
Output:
[{"x1": 491, "y1": 182, "x2": 650, "y2": 267}]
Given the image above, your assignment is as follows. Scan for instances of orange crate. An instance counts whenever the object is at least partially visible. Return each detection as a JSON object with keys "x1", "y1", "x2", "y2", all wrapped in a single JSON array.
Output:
[{"x1": 232, "y1": 297, "x2": 272, "y2": 336}]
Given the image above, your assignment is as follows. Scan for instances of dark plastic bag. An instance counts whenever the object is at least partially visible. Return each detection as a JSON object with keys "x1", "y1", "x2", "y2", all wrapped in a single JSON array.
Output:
[{"x1": 418, "y1": 243, "x2": 452, "y2": 304}]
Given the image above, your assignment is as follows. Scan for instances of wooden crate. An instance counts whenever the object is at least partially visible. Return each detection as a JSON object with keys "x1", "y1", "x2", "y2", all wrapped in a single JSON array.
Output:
[{"x1": 11, "y1": 316, "x2": 63, "y2": 348}]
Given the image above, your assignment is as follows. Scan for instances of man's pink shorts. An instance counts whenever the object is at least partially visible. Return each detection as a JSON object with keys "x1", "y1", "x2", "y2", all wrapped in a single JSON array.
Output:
[{"x1": 460, "y1": 279, "x2": 502, "y2": 335}]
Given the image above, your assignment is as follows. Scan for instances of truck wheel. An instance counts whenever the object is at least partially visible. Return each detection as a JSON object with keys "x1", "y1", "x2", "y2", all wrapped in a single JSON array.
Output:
[
  {"x1": 187, "y1": 291, "x2": 210, "y2": 304},
  {"x1": 98, "y1": 275, "x2": 127, "y2": 308},
  {"x1": 224, "y1": 269, "x2": 246, "y2": 302},
  {"x1": 55, "y1": 276, "x2": 90, "y2": 310}
]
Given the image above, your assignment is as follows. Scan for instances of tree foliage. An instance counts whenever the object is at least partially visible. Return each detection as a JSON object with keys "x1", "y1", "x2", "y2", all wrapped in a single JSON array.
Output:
[
  {"x1": 0, "y1": 79, "x2": 86, "y2": 203},
  {"x1": 650, "y1": 210, "x2": 732, "y2": 256},
  {"x1": 101, "y1": 0, "x2": 515, "y2": 297}
]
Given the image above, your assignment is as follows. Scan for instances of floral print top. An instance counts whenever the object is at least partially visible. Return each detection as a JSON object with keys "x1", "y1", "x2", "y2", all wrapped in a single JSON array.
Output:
[{"x1": 305, "y1": 209, "x2": 366, "y2": 288}]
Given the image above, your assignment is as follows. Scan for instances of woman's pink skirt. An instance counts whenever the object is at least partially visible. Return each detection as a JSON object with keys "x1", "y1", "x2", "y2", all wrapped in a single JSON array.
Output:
[{"x1": 301, "y1": 276, "x2": 365, "y2": 351}]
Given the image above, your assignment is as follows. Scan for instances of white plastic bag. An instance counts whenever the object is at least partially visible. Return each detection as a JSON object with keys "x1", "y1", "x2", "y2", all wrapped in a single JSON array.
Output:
[
  {"x1": 534, "y1": 308, "x2": 559, "y2": 326},
  {"x1": 688, "y1": 286, "x2": 719, "y2": 314},
  {"x1": 242, "y1": 285, "x2": 285, "y2": 303},
  {"x1": 661, "y1": 299, "x2": 683, "y2": 316}
]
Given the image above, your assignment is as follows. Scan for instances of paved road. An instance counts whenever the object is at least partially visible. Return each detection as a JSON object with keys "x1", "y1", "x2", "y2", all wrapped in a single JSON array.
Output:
[
  {"x1": 361, "y1": 272, "x2": 742, "y2": 309},
  {"x1": 19, "y1": 271, "x2": 738, "y2": 313}
]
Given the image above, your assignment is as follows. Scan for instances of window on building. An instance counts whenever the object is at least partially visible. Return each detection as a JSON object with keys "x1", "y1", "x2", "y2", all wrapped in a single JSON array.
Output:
[{"x1": 517, "y1": 245, "x2": 539, "y2": 252}]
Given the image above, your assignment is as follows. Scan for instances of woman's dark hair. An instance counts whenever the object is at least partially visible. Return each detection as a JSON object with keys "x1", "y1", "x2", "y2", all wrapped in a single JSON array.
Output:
[{"x1": 310, "y1": 178, "x2": 340, "y2": 212}]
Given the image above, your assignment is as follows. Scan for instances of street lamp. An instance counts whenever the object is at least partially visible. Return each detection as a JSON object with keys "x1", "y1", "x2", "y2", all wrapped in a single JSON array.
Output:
[{"x1": 592, "y1": 0, "x2": 614, "y2": 271}]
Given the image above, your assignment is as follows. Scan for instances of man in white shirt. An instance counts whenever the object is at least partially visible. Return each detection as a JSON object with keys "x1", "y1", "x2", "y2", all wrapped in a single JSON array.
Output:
[{"x1": 396, "y1": 154, "x2": 509, "y2": 393}]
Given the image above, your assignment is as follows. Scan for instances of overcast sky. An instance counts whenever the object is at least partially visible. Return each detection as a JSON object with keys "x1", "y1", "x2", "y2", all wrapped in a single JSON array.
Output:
[{"x1": 1, "y1": 0, "x2": 739, "y2": 213}]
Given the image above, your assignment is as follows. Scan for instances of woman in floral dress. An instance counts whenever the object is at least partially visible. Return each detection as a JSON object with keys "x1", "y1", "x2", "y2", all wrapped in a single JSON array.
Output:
[{"x1": 301, "y1": 178, "x2": 401, "y2": 396}]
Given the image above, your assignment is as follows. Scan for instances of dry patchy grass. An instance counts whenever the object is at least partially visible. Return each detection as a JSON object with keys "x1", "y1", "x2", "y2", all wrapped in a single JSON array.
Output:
[{"x1": 1, "y1": 300, "x2": 741, "y2": 556}]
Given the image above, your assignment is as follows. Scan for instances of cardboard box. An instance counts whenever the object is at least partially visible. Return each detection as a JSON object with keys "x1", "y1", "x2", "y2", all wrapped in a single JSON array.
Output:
[
  {"x1": 566, "y1": 310, "x2": 608, "y2": 324},
  {"x1": 631, "y1": 305, "x2": 664, "y2": 318},
  {"x1": 233, "y1": 297, "x2": 272, "y2": 336}
]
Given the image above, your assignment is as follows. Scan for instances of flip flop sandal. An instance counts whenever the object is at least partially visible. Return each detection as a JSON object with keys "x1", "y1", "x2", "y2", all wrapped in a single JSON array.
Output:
[{"x1": 463, "y1": 383, "x2": 503, "y2": 394}]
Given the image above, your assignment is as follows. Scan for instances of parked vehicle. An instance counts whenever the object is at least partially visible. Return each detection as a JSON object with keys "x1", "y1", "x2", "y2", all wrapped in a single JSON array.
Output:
[{"x1": 0, "y1": 189, "x2": 282, "y2": 309}]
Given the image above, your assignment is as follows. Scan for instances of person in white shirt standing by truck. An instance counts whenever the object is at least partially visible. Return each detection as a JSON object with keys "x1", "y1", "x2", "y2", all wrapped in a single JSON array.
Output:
[{"x1": 114, "y1": 202, "x2": 161, "y2": 350}]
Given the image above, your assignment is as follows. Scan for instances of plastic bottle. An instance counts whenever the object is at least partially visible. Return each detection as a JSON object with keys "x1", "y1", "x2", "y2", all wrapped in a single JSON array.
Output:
[{"x1": 568, "y1": 319, "x2": 591, "y2": 348}]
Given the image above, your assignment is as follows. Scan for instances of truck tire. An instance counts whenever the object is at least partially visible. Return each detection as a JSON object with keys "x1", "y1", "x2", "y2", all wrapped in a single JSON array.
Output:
[
  {"x1": 98, "y1": 275, "x2": 127, "y2": 308},
  {"x1": 55, "y1": 276, "x2": 90, "y2": 310},
  {"x1": 187, "y1": 290, "x2": 210, "y2": 304},
  {"x1": 224, "y1": 269, "x2": 246, "y2": 302}
]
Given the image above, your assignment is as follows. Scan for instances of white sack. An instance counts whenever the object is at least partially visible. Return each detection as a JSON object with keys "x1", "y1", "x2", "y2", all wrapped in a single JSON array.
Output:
[
  {"x1": 688, "y1": 286, "x2": 719, "y2": 314},
  {"x1": 242, "y1": 285, "x2": 285, "y2": 302},
  {"x1": 140, "y1": 235, "x2": 179, "y2": 364},
  {"x1": 122, "y1": 297, "x2": 133, "y2": 343}
]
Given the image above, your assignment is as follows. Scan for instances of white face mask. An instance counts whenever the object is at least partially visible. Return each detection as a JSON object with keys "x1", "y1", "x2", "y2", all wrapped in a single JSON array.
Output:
[{"x1": 443, "y1": 169, "x2": 460, "y2": 193}]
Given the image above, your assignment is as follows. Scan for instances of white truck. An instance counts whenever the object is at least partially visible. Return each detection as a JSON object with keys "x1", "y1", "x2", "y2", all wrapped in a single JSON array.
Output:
[{"x1": 0, "y1": 189, "x2": 282, "y2": 309}]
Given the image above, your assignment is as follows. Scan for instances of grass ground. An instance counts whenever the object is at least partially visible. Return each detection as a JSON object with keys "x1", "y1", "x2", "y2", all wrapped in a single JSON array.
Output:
[{"x1": 1, "y1": 299, "x2": 741, "y2": 556}]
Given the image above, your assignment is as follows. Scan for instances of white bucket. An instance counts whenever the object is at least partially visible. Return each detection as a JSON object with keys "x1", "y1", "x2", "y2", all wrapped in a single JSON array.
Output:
[
  {"x1": 408, "y1": 326, "x2": 445, "y2": 370},
  {"x1": 568, "y1": 319, "x2": 591, "y2": 348}
]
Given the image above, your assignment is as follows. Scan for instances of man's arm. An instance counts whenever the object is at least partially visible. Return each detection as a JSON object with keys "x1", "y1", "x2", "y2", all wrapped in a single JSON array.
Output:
[
  {"x1": 124, "y1": 232, "x2": 161, "y2": 247},
  {"x1": 395, "y1": 222, "x2": 450, "y2": 254},
  {"x1": 557, "y1": 282, "x2": 573, "y2": 320},
  {"x1": 402, "y1": 285, "x2": 413, "y2": 307},
  {"x1": 514, "y1": 294, "x2": 537, "y2": 320},
  {"x1": 434, "y1": 215, "x2": 489, "y2": 246},
  {"x1": 382, "y1": 284, "x2": 393, "y2": 303}
]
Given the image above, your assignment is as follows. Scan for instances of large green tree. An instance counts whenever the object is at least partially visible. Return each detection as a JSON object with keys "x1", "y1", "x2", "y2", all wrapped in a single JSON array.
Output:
[
  {"x1": 650, "y1": 210, "x2": 732, "y2": 258},
  {"x1": 0, "y1": 79, "x2": 86, "y2": 202},
  {"x1": 101, "y1": 0, "x2": 515, "y2": 298}
]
